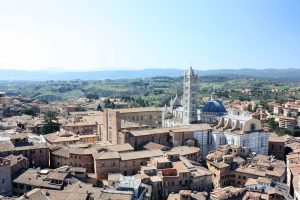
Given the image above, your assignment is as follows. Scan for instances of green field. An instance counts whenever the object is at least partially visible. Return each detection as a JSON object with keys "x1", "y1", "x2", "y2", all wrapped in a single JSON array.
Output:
[{"x1": 0, "y1": 75, "x2": 299, "y2": 107}]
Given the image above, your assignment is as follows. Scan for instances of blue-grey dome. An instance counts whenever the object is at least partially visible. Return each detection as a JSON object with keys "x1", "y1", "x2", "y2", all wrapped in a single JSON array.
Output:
[{"x1": 202, "y1": 100, "x2": 227, "y2": 113}]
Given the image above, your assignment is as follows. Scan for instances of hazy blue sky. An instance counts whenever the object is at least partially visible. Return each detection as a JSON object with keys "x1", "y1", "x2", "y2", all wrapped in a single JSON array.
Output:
[{"x1": 0, "y1": 0, "x2": 299, "y2": 71}]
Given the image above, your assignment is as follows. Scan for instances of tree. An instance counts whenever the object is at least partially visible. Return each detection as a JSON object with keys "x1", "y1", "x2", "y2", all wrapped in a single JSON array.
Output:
[
  {"x1": 97, "y1": 104, "x2": 103, "y2": 111},
  {"x1": 267, "y1": 117, "x2": 278, "y2": 131},
  {"x1": 75, "y1": 106, "x2": 87, "y2": 112},
  {"x1": 104, "y1": 98, "x2": 115, "y2": 109},
  {"x1": 247, "y1": 104, "x2": 252, "y2": 112},
  {"x1": 41, "y1": 111, "x2": 60, "y2": 135},
  {"x1": 22, "y1": 106, "x2": 40, "y2": 116},
  {"x1": 86, "y1": 93, "x2": 99, "y2": 100}
]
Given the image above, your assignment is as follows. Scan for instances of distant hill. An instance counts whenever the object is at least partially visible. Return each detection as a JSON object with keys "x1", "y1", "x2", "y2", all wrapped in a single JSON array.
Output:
[{"x1": 0, "y1": 68, "x2": 300, "y2": 81}]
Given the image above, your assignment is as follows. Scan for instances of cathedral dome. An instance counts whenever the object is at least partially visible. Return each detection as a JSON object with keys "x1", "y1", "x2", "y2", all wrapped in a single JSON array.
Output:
[{"x1": 202, "y1": 100, "x2": 227, "y2": 113}]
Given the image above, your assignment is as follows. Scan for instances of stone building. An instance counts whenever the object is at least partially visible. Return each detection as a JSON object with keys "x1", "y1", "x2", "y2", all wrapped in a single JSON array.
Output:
[
  {"x1": 268, "y1": 133, "x2": 290, "y2": 160},
  {"x1": 139, "y1": 154, "x2": 212, "y2": 200},
  {"x1": 244, "y1": 177, "x2": 292, "y2": 200},
  {"x1": 278, "y1": 116, "x2": 297, "y2": 130},
  {"x1": 210, "y1": 186, "x2": 246, "y2": 200},
  {"x1": 0, "y1": 155, "x2": 28, "y2": 196},
  {"x1": 12, "y1": 166, "x2": 91, "y2": 197},
  {"x1": 119, "y1": 124, "x2": 213, "y2": 159},
  {"x1": 62, "y1": 117, "x2": 98, "y2": 135},
  {"x1": 50, "y1": 143, "x2": 134, "y2": 173},
  {"x1": 93, "y1": 145, "x2": 200, "y2": 180},
  {"x1": 0, "y1": 133, "x2": 49, "y2": 168},
  {"x1": 101, "y1": 107, "x2": 162, "y2": 144},
  {"x1": 43, "y1": 129, "x2": 99, "y2": 145},
  {"x1": 206, "y1": 145, "x2": 286, "y2": 189},
  {"x1": 0, "y1": 157, "x2": 11, "y2": 195}
]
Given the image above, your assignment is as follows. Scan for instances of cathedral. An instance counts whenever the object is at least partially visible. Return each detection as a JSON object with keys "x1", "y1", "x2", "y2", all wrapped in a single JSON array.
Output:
[
  {"x1": 162, "y1": 66, "x2": 198, "y2": 127},
  {"x1": 162, "y1": 66, "x2": 269, "y2": 156},
  {"x1": 162, "y1": 66, "x2": 227, "y2": 127}
]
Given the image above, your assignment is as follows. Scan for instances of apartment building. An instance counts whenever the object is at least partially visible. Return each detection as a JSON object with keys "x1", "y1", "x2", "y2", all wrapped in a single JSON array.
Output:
[
  {"x1": 0, "y1": 133, "x2": 49, "y2": 168},
  {"x1": 278, "y1": 116, "x2": 297, "y2": 130},
  {"x1": 50, "y1": 143, "x2": 134, "y2": 173},
  {"x1": 43, "y1": 129, "x2": 99, "y2": 145},
  {"x1": 139, "y1": 154, "x2": 212, "y2": 200},
  {"x1": 206, "y1": 145, "x2": 286, "y2": 189}
]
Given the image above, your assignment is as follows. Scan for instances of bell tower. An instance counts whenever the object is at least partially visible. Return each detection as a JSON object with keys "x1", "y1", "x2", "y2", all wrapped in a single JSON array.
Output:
[{"x1": 183, "y1": 66, "x2": 198, "y2": 124}]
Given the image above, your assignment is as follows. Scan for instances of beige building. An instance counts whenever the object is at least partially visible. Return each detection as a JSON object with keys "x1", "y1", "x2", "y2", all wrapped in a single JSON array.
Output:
[
  {"x1": 0, "y1": 133, "x2": 49, "y2": 168},
  {"x1": 268, "y1": 133, "x2": 290, "y2": 160},
  {"x1": 94, "y1": 149, "x2": 163, "y2": 179},
  {"x1": 0, "y1": 155, "x2": 28, "y2": 196},
  {"x1": 101, "y1": 107, "x2": 162, "y2": 144},
  {"x1": 210, "y1": 186, "x2": 246, "y2": 200},
  {"x1": 93, "y1": 145, "x2": 200, "y2": 180},
  {"x1": 120, "y1": 124, "x2": 212, "y2": 156},
  {"x1": 206, "y1": 145, "x2": 286, "y2": 189},
  {"x1": 63, "y1": 120, "x2": 98, "y2": 135},
  {"x1": 43, "y1": 130, "x2": 99, "y2": 145},
  {"x1": 167, "y1": 190, "x2": 208, "y2": 200},
  {"x1": 139, "y1": 154, "x2": 212, "y2": 200},
  {"x1": 278, "y1": 116, "x2": 297, "y2": 130},
  {"x1": 50, "y1": 143, "x2": 134, "y2": 173}
]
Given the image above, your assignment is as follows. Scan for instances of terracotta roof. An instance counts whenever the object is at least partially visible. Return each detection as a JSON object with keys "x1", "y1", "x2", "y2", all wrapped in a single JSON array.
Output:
[
  {"x1": 143, "y1": 142, "x2": 167, "y2": 150},
  {"x1": 120, "y1": 149, "x2": 163, "y2": 161}
]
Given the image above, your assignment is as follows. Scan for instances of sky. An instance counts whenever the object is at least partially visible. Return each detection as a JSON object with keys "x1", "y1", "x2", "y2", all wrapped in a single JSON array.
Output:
[{"x1": 0, "y1": 0, "x2": 299, "y2": 71}]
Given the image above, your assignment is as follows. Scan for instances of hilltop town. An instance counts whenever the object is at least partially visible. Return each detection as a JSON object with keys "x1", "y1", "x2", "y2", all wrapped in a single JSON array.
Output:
[{"x1": 1, "y1": 67, "x2": 300, "y2": 200}]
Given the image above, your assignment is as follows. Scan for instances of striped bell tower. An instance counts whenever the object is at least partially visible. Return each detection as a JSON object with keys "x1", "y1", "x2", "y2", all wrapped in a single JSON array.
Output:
[{"x1": 183, "y1": 66, "x2": 198, "y2": 124}]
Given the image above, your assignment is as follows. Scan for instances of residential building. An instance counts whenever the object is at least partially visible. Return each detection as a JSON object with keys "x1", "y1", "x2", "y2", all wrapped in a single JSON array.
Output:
[
  {"x1": 206, "y1": 145, "x2": 286, "y2": 189},
  {"x1": 50, "y1": 143, "x2": 134, "y2": 173},
  {"x1": 244, "y1": 177, "x2": 292, "y2": 200},
  {"x1": 120, "y1": 124, "x2": 213, "y2": 159},
  {"x1": 167, "y1": 190, "x2": 208, "y2": 200},
  {"x1": 62, "y1": 118, "x2": 98, "y2": 135},
  {"x1": 0, "y1": 157, "x2": 11, "y2": 195},
  {"x1": 43, "y1": 130, "x2": 99, "y2": 145},
  {"x1": 268, "y1": 133, "x2": 290, "y2": 160},
  {"x1": 273, "y1": 105, "x2": 283, "y2": 115},
  {"x1": 139, "y1": 154, "x2": 212, "y2": 200},
  {"x1": 210, "y1": 186, "x2": 246, "y2": 200},
  {"x1": 278, "y1": 116, "x2": 297, "y2": 130},
  {"x1": 12, "y1": 166, "x2": 90, "y2": 196},
  {"x1": 0, "y1": 133, "x2": 49, "y2": 168}
]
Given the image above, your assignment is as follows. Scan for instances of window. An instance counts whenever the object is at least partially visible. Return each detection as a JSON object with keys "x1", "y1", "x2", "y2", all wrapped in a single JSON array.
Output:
[{"x1": 250, "y1": 123, "x2": 256, "y2": 132}]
